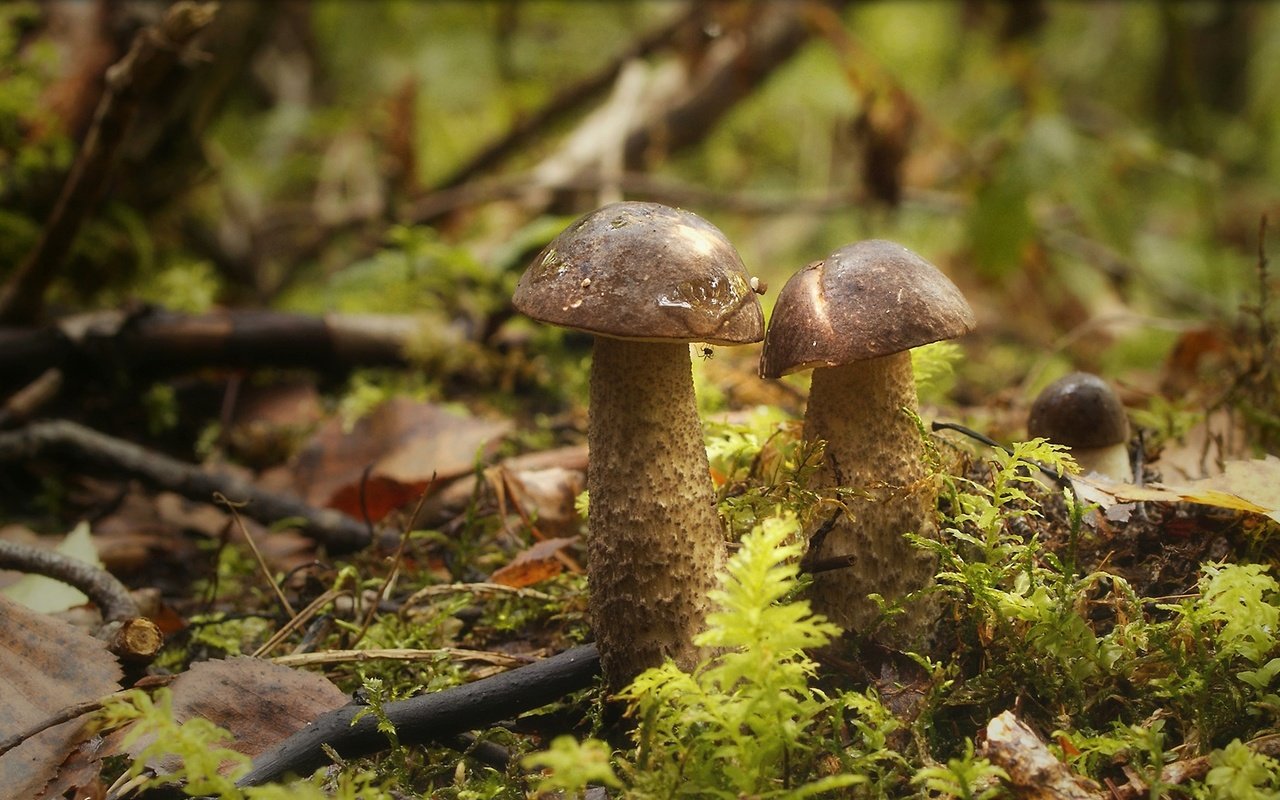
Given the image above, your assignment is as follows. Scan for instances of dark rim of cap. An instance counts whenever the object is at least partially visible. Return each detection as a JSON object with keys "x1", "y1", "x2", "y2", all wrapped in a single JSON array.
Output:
[
  {"x1": 513, "y1": 201, "x2": 764, "y2": 345},
  {"x1": 1027, "y1": 372, "x2": 1130, "y2": 448},
  {"x1": 759, "y1": 239, "x2": 975, "y2": 378}
]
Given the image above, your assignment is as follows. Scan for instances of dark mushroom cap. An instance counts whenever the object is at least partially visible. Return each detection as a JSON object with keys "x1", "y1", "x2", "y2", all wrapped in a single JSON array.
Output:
[
  {"x1": 1027, "y1": 372, "x2": 1130, "y2": 449},
  {"x1": 759, "y1": 239, "x2": 975, "y2": 378},
  {"x1": 513, "y1": 202, "x2": 764, "y2": 345}
]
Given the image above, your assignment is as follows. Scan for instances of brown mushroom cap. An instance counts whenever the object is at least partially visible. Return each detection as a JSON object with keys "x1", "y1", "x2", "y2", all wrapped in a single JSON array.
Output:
[
  {"x1": 759, "y1": 239, "x2": 975, "y2": 378},
  {"x1": 513, "y1": 201, "x2": 764, "y2": 345},
  {"x1": 1027, "y1": 372, "x2": 1130, "y2": 449}
]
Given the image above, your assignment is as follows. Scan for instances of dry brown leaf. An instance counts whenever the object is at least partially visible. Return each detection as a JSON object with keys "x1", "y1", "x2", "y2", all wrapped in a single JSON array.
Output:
[
  {"x1": 1074, "y1": 457, "x2": 1280, "y2": 523},
  {"x1": 0, "y1": 596, "x2": 122, "y2": 798},
  {"x1": 1149, "y1": 408, "x2": 1250, "y2": 482},
  {"x1": 489, "y1": 537, "x2": 578, "y2": 588},
  {"x1": 126, "y1": 656, "x2": 349, "y2": 773},
  {"x1": 501, "y1": 466, "x2": 586, "y2": 539},
  {"x1": 292, "y1": 397, "x2": 511, "y2": 521}
]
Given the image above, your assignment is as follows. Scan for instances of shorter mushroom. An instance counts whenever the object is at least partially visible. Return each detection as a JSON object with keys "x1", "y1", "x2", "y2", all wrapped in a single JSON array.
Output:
[
  {"x1": 760, "y1": 240, "x2": 974, "y2": 645},
  {"x1": 1027, "y1": 372, "x2": 1131, "y2": 482}
]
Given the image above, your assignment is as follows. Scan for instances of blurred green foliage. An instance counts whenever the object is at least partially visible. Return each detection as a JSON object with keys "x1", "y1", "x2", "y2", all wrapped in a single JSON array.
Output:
[{"x1": 4, "y1": 2, "x2": 1275, "y2": 411}]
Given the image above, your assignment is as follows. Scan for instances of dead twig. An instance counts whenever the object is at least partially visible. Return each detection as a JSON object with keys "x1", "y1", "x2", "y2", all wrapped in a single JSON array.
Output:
[
  {"x1": 217, "y1": 494, "x2": 297, "y2": 619},
  {"x1": 0, "y1": 367, "x2": 63, "y2": 429},
  {"x1": 0, "y1": 420, "x2": 372, "y2": 552},
  {"x1": 0, "y1": 537, "x2": 137, "y2": 621},
  {"x1": 270, "y1": 647, "x2": 535, "y2": 670},
  {"x1": 0, "y1": 537, "x2": 163, "y2": 663},
  {"x1": 434, "y1": 2, "x2": 704, "y2": 190}
]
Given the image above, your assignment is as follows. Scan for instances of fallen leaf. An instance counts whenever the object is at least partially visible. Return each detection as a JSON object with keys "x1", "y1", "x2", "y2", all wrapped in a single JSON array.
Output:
[
  {"x1": 123, "y1": 656, "x2": 349, "y2": 774},
  {"x1": 489, "y1": 537, "x2": 578, "y2": 588},
  {"x1": 292, "y1": 397, "x2": 512, "y2": 521},
  {"x1": 0, "y1": 596, "x2": 122, "y2": 798},
  {"x1": 226, "y1": 380, "x2": 324, "y2": 467},
  {"x1": 499, "y1": 466, "x2": 586, "y2": 539},
  {"x1": 1075, "y1": 457, "x2": 1280, "y2": 522}
]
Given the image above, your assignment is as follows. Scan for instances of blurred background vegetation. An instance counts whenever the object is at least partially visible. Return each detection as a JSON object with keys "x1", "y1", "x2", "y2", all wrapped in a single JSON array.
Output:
[{"x1": 2, "y1": 0, "x2": 1277, "y2": 452}]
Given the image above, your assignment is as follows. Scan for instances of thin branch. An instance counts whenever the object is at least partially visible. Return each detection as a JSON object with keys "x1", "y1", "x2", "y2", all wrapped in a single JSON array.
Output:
[
  {"x1": 0, "y1": 420, "x2": 371, "y2": 552},
  {"x1": 217, "y1": 494, "x2": 296, "y2": 619},
  {"x1": 619, "y1": 2, "x2": 823, "y2": 168},
  {"x1": 433, "y1": 3, "x2": 704, "y2": 190},
  {"x1": 269, "y1": 647, "x2": 535, "y2": 670},
  {"x1": 0, "y1": 537, "x2": 137, "y2": 621},
  {"x1": 0, "y1": 367, "x2": 63, "y2": 429},
  {"x1": 0, "y1": 308, "x2": 453, "y2": 389}
]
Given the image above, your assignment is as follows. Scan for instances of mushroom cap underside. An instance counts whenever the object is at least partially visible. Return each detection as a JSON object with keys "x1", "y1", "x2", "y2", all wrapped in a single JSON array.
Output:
[
  {"x1": 1027, "y1": 371, "x2": 1130, "y2": 448},
  {"x1": 760, "y1": 239, "x2": 975, "y2": 378},
  {"x1": 513, "y1": 202, "x2": 764, "y2": 345}
]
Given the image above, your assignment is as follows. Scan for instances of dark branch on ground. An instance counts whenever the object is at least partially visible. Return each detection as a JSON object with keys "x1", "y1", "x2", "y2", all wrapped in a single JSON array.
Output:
[
  {"x1": 0, "y1": 308, "x2": 463, "y2": 392},
  {"x1": 0, "y1": 420, "x2": 371, "y2": 553},
  {"x1": 0, "y1": 538, "x2": 138, "y2": 621},
  {"x1": 236, "y1": 644, "x2": 601, "y2": 787}
]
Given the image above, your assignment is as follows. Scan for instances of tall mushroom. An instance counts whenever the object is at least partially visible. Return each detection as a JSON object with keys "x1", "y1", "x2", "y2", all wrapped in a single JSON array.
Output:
[
  {"x1": 1027, "y1": 372, "x2": 1131, "y2": 482},
  {"x1": 759, "y1": 240, "x2": 975, "y2": 645},
  {"x1": 514, "y1": 201, "x2": 764, "y2": 689}
]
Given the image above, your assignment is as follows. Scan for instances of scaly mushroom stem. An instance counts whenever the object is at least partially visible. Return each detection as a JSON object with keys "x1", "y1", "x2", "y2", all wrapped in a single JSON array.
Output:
[
  {"x1": 587, "y1": 337, "x2": 724, "y2": 690},
  {"x1": 803, "y1": 351, "x2": 939, "y2": 645}
]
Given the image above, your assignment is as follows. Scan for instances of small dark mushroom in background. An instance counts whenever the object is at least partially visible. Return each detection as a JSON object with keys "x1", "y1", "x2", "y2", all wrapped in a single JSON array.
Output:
[
  {"x1": 1027, "y1": 372, "x2": 1131, "y2": 482},
  {"x1": 759, "y1": 239, "x2": 975, "y2": 646},
  {"x1": 514, "y1": 201, "x2": 764, "y2": 690}
]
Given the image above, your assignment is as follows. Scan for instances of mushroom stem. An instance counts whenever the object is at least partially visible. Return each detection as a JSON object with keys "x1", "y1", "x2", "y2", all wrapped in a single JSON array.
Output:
[
  {"x1": 1069, "y1": 445, "x2": 1132, "y2": 482},
  {"x1": 587, "y1": 337, "x2": 724, "y2": 689},
  {"x1": 803, "y1": 351, "x2": 939, "y2": 643}
]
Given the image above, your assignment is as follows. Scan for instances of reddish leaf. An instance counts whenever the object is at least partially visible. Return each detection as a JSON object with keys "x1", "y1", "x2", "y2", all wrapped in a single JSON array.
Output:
[
  {"x1": 500, "y1": 466, "x2": 586, "y2": 539},
  {"x1": 292, "y1": 398, "x2": 511, "y2": 521},
  {"x1": 489, "y1": 537, "x2": 578, "y2": 588}
]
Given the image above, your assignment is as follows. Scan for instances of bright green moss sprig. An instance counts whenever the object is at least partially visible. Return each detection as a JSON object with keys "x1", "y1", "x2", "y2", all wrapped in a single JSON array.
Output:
[
  {"x1": 526, "y1": 512, "x2": 862, "y2": 798},
  {"x1": 97, "y1": 688, "x2": 396, "y2": 799}
]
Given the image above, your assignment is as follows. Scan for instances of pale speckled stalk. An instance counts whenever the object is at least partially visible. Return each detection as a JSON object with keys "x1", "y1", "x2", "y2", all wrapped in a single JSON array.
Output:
[
  {"x1": 587, "y1": 337, "x2": 724, "y2": 691},
  {"x1": 803, "y1": 351, "x2": 939, "y2": 645}
]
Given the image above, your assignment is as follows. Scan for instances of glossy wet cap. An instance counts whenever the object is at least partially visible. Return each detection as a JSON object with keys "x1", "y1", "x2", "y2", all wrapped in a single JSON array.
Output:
[
  {"x1": 513, "y1": 202, "x2": 764, "y2": 345},
  {"x1": 1027, "y1": 372, "x2": 1129, "y2": 448},
  {"x1": 759, "y1": 239, "x2": 975, "y2": 378}
]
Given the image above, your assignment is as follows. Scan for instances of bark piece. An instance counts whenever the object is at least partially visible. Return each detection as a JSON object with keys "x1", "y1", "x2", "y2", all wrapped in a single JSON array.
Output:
[{"x1": 981, "y1": 711, "x2": 1105, "y2": 800}]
